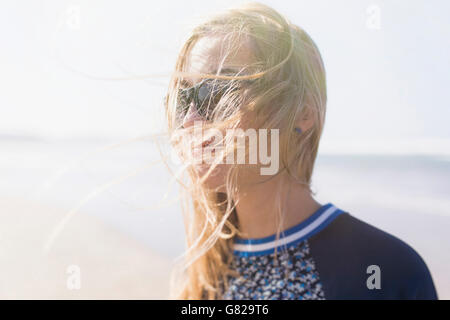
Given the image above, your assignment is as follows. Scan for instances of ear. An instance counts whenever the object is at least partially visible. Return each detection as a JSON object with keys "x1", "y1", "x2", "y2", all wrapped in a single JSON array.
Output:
[{"x1": 296, "y1": 106, "x2": 315, "y2": 133}]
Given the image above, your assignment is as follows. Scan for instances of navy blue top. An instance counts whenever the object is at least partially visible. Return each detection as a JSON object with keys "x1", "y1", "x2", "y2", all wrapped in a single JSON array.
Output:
[{"x1": 223, "y1": 203, "x2": 437, "y2": 300}]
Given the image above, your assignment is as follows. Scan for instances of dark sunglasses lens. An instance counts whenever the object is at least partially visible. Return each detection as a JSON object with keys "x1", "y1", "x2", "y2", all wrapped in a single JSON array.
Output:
[
  {"x1": 197, "y1": 83, "x2": 211, "y2": 103},
  {"x1": 197, "y1": 81, "x2": 229, "y2": 119},
  {"x1": 196, "y1": 83, "x2": 212, "y2": 118},
  {"x1": 177, "y1": 89, "x2": 191, "y2": 117},
  {"x1": 176, "y1": 79, "x2": 245, "y2": 121}
]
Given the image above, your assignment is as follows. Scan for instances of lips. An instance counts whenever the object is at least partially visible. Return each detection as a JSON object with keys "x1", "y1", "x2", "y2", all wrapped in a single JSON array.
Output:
[{"x1": 202, "y1": 137, "x2": 214, "y2": 148}]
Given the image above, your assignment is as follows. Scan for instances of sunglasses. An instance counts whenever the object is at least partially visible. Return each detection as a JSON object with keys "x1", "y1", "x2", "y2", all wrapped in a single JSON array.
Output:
[{"x1": 176, "y1": 78, "x2": 256, "y2": 121}]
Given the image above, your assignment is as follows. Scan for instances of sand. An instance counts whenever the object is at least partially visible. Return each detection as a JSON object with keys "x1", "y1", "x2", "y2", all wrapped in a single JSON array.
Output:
[
  {"x1": 0, "y1": 196, "x2": 173, "y2": 299},
  {"x1": 1, "y1": 195, "x2": 449, "y2": 300}
]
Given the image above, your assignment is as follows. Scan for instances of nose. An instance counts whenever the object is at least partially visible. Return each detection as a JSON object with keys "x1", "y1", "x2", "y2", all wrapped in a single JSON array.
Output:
[{"x1": 182, "y1": 103, "x2": 204, "y2": 128}]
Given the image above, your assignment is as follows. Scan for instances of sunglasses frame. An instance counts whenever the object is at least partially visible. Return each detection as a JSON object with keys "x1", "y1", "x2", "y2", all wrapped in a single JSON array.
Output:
[{"x1": 176, "y1": 78, "x2": 258, "y2": 121}]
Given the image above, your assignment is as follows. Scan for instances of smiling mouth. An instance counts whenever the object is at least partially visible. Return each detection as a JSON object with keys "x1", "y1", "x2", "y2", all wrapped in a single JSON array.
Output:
[{"x1": 201, "y1": 137, "x2": 214, "y2": 148}]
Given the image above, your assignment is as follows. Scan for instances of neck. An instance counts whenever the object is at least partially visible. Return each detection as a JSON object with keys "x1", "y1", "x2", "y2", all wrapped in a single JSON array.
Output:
[{"x1": 234, "y1": 173, "x2": 321, "y2": 239}]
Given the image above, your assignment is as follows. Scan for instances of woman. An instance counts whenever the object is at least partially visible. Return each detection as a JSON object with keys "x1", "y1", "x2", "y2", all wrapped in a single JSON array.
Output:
[{"x1": 164, "y1": 2, "x2": 437, "y2": 300}]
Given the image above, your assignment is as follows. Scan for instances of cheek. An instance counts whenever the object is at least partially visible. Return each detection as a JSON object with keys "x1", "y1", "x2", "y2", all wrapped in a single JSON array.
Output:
[{"x1": 194, "y1": 163, "x2": 230, "y2": 191}]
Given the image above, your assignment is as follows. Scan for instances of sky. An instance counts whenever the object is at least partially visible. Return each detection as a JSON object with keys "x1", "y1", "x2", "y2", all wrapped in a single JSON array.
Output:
[{"x1": 1, "y1": 0, "x2": 449, "y2": 154}]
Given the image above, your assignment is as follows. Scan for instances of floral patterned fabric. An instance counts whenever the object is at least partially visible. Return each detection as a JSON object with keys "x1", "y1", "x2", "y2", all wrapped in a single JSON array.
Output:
[{"x1": 222, "y1": 240, "x2": 324, "y2": 300}]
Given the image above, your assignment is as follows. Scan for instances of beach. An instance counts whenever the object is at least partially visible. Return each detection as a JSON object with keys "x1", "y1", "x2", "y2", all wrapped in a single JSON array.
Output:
[
  {"x1": 2, "y1": 0, "x2": 450, "y2": 301},
  {"x1": 1, "y1": 139, "x2": 449, "y2": 299},
  {"x1": 0, "y1": 196, "x2": 172, "y2": 299}
]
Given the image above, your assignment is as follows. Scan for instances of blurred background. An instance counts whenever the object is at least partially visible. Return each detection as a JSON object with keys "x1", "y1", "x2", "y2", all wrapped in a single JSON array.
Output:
[{"x1": 1, "y1": 0, "x2": 449, "y2": 299}]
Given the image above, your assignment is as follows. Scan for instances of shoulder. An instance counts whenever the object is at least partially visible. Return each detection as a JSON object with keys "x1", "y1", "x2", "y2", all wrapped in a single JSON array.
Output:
[{"x1": 308, "y1": 212, "x2": 437, "y2": 299}]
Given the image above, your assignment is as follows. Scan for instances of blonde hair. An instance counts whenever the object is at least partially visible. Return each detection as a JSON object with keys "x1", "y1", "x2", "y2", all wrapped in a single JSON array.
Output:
[{"x1": 165, "y1": 2, "x2": 326, "y2": 299}]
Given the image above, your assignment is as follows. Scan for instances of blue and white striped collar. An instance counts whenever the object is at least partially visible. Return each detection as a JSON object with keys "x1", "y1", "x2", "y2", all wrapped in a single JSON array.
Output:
[{"x1": 233, "y1": 203, "x2": 344, "y2": 257}]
